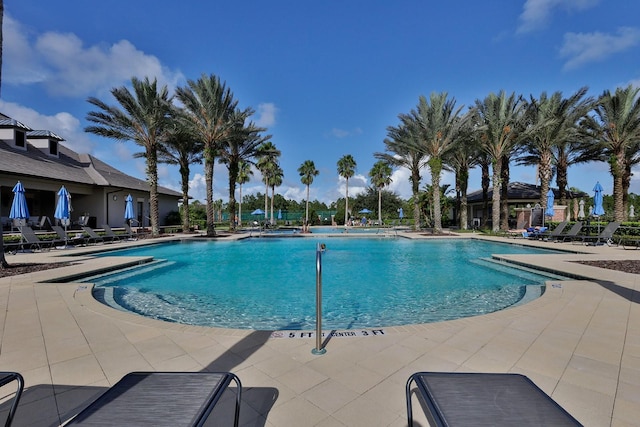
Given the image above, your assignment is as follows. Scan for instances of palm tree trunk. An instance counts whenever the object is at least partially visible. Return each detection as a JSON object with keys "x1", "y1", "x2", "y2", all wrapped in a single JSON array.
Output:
[
  {"x1": 460, "y1": 169, "x2": 469, "y2": 230},
  {"x1": 238, "y1": 185, "x2": 243, "y2": 227},
  {"x1": 411, "y1": 169, "x2": 421, "y2": 230},
  {"x1": 378, "y1": 189, "x2": 382, "y2": 226},
  {"x1": 180, "y1": 166, "x2": 190, "y2": 233},
  {"x1": 204, "y1": 158, "x2": 216, "y2": 236},
  {"x1": 264, "y1": 184, "x2": 268, "y2": 224},
  {"x1": 500, "y1": 156, "x2": 510, "y2": 230},
  {"x1": 147, "y1": 147, "x2": 160, "y2": 237},
  {"x1": 481, "y1": 160, "x2": 490, "y2": 228},
  {"x1": 344, "y1": 179, "x2": 350, "y2": 225},
  {"x1": 539, "y1": 150, "x2": 553, "y2": 211},
  {"x1": 270, "y1": 185, "x2": 275, "y2": 225},
  {"x1": 491, "y1": 160, "x2": 502, "y2": 232},
  {"x1": 613, "y1": 151, "x2": 625, "y2": 221},
  {"x1": 227, "y1": 163, "x2": 238, "y2": 231},
  {"x1": 556, "y1": 158, "x2": 569, "y2": 206},
  {"x1": 431, "y1": 166, "x2": 442, "y2": 233},
  {"x1": 623, "y1": 162, "x2": 632, "y2": 221},
  {"x1": 305, "y1": 185, "x2": 310, "y2": 232}
]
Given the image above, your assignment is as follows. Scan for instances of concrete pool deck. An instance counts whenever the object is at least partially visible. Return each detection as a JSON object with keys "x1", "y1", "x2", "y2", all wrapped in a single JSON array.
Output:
[{"x1": 0, "y1": 232, "x2": 638, "y2": 426}]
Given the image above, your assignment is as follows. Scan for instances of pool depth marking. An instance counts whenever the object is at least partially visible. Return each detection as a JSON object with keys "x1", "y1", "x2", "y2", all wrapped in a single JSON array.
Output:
[{"x1": 270, "y1": 329, "x2": 385, "y2": 339}]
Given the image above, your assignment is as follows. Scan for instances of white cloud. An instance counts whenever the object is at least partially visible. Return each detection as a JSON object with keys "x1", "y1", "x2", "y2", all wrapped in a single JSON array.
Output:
[
  {"x1": 330, "y1": 127, "x2": 363, "y2": 139},
  {"x1": 387, "y1": 167, "x2": 413, "y2": 199},
  {"x1": 4, "y1": 14, "x2": 184, "y2": 97},
  {"x1": 560, "y1": 27, "x2": 640, "y2": 70},
  {"x1": 255, "y1": 103, "x2": 278, "y2": 127},
  {"x1": 0, "y1": 100, "x2": 96, "y2": 153},
  {"x1": 517, "y1": 0, "x2": 599, "y2": 34}
]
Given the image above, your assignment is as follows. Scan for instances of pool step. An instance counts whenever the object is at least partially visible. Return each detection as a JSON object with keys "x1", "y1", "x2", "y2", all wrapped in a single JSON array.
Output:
[
  {"x1": 81, "y1": 259, "x2": 175, "y2": 285},
  {"x1": 472, "y1": 257, "x2": 568, "y2": 280}
]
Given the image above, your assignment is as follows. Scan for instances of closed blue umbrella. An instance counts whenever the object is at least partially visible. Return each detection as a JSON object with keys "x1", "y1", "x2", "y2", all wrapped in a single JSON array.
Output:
[
  {"x1": 124, "y1": 194, "x2": 135, "y2": 224},
  {"x1": 277, "y1": 209, "x2": 282, "y2": 220},
  {"x1": 54, "y1": 186, "x2": 71, "y2": 247},
  {"x1": 54, "y1": 186, "x2": 71, "y2": 224},
  {"x1": 9, "y1": 181, "x2": 30, "y2": 223},
  {"x1": 593, "y1": 182, "x2": 605, "y2": 216},
  {"x1": 399, "y1": 207, "x2": 404, "y2": 219},
  {"x1": 545, "y1": 189, "x2": 555, "y2": 217}
]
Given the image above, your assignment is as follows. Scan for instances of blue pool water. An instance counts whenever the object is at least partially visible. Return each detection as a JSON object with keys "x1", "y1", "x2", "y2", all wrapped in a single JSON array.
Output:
[{"x1": 87, "y1": 238, "x2": 563, "y2": 330}]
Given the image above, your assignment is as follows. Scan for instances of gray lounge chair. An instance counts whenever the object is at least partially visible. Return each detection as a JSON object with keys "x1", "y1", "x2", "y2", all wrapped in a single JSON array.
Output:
[
  {"x1": 538, "y1": 220, "x2": 568, "y2": 240},
  {"x1": 101, "y1": 224, "x2": 126, "y2": 242},
  {"x1": 0, "y1": 371, "x2": 24, "y2": 427},
  {"x1": 17, "y1": 226, "x2": 62, "y2": 251},
  {"x1": 571, "y1": 221, "x2": 620, "y2": 245},
  {"x1": 63, "y1": 371, "x2": 242, "y2": 427},
  {"x1": 553, "y1": 221, "x2": 583, "y2": 242},
  {"x1": 81, "y1": 226, "x2": 115, "y2": 244},
  {"x1": 406, "y1": 372, "x2": 581, "y2": 426},
  {"x1": 52, "y1": 225, "x2": 86, "y2": 246}
]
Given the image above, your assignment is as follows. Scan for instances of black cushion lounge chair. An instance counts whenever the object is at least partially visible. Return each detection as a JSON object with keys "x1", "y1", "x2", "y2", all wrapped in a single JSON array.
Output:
[
  {"x1": 406, "y1": 372, "x2": 582, "y2": 427},
  {"x1": 17, "y1": 226, "x2": 62, "y2": 251},
  {"x1": 51, "y1": 225, "x2": 86, "y2": 246},
  {"x1": 571, "y1": 221, "x2": 620, "y2": 245},
  {"x1": 0, "y1": 371, "x2": 24, "y2": 427},
  {"x1": 63, "y1": 371, "x2": 242, "y2": 427}
]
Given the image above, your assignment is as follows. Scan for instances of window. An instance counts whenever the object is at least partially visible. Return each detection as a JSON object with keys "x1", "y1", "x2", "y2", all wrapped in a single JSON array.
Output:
[
  {"x1": 15, "y1": 130, "x2": 25, "y2": 147},
  {"x1": 49, "y1": 140, "x2": 58, "y2": 156}
]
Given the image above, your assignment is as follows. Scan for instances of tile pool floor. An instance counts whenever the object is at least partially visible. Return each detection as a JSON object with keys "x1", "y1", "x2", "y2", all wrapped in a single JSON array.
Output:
[{"x1": 0, "y1": 232, "x2": 638, "y2": 426}]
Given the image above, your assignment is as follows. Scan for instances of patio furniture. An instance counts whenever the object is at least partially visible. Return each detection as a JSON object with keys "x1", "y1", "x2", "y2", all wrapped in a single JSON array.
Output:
[
  {"x1": 80, "y1": 226, "x2": 108, "y2": 244},
  {"x1": 0, "y1": 371, "x2": 24, "y2": 427},
  {"x1": 550, "y1": 221, "x2": 583, "y2": 242},
  {"x1": 406, "y1": 372, "x2": 582, "y2": 426},
  {"x1": 101, "y1": 224, "x2": 126, "y2": 242},
  {"x1": 17, "y1": 226, "x2": 63, "y2": 251},
  {"x1": 62, "y1": 371, "x2": 242, "y2": 427},
  {"x1": 538, "y1": 220, "x2": 568, "y2": 240},
  {"x1": 571, "y1": 221, "x2": 620, "y2": 246},
  {"x1": 51, "y1": 225, "x2": 86, "y2": 246}
]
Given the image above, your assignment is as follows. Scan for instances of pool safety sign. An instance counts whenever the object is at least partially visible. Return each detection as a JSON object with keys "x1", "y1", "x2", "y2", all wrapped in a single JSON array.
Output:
[{"x1": 270, "y1": 329, "x2": 386, "y2": 339}]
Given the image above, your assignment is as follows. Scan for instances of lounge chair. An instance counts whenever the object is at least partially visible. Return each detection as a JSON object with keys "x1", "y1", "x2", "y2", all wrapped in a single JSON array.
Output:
[
  {"x1": 551, "y1": 221, "x2": 583, "y2": 242},
  {"x1": 101, "y1": 224, "x2": 126, "y2": 242},
  {"x1": 0, "y1": 371, "x2": 24, "y2": 427},
  {"x1": 80, "y1": 226, "x2": 107, "y2": 244},
  {"x1": 124, "y1": 223, "x2": 146, "y2": 239},
  {"x1": 51, "y1": 225, "x2": 86, "y2": 246},
  {"x1": 406, "y1": 372, "x2": 581, "y2": 426},
  {"x1": 63, "y1": 371, "x2": 242, "y2": 427},
  {"x1": 17, "y1": 226, "x2": 63, "y2": 251},
  {"x1": 571, "y1": 221, "x2": 620, "y2": 246},
  {"x1": 538, "y1": 220, "x2": 568, "y2": 240}
]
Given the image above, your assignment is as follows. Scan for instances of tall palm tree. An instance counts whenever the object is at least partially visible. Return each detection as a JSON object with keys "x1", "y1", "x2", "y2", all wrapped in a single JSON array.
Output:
[
  {"x1": 369, "y1": 160, "x2": 393, "y2": 226},
  {"x1": 175, "y1": 73, "x2": 237, "y2": 236},
  {"x1": 337, "y1": 154, "x2": 357, "y2": 225},
  {"x1": 218, "y1": 108, "x2": 269, "y2": 230},
  {"x1": 298, "y1": 160, "x2": 319, "y2": 231},
  {"x1": 585, "y1": 85, "x2": 640, "y2": 221},
  {"x1": 236, "y1": 160, "x2": 253, "y2": 227},
  {"x1": 256, "y1": 141, "x2": 281, "y2": 224},
  {"x1": 447, "y1": 113, "x2": 480, "y2": 229},
  {"x1": 158, "y1": 110, "x2": 203, "y2": 233},
  {"x1": 473, "y1": 91, "x2": 525, "y2": 231},
  {"x1": 406, "y1": 92, "x2": 464, "y2": 232},
  {"x1": 268, "y1": 164, "x2": 284, "y2": 224},
  {"x1": 376, "y1": 123, "x2": 428, "y2": 230},
  {"x1": 517, "y1": 87, "x2": 592, "y2": 213},
  {"x1": 85, "y1": 76, "x2": 172, "y2": 237}
]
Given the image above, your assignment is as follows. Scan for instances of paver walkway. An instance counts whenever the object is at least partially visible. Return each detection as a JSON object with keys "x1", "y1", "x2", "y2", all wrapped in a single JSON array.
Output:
[{"x1": 0, "y1": 233, "x2": 638, "y2": 426}]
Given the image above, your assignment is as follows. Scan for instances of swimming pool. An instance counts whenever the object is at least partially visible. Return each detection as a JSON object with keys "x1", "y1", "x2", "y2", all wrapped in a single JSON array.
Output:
[{"x1": 86, "y1": 238, "x2": 564, "y2": 330}]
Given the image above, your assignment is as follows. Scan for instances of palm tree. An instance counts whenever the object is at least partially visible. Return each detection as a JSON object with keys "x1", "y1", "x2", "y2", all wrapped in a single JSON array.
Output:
[
  {"x1": 517, "y1": 87, "x2": 592, "y2": 213},
  {"x1": 473, "y1": 91, "x2": 525, "y2": 231},
  {"x1": 218, "y1": 108, "x2": 269, "y2": 230},
  {"x1": 175, "y1": 73, "x2": 237, "y2": 236},
  {"x1": 369, "y1": 160, "x2": 393, "y2": 226},
  {"x1": 406, "y1": 92, "x2": 463, "y2": 232},
  {"x1": 256, "y1": 141, "x2": 281, "y2": 224},
  {"x1": 85, "y1": 77, "x2": 172, "y2": 237},
  {"x1": 268, "y1": 165, "x2": 284, "y2": 224},
  {"x1": 337, "y1": 154, "x2": 357, "y2": 225},
  {"x1": 236, "y1": 160, "x2": 253, "y2": 227},
  {"x1": 376, "y1": 122, "x2": 428, "y2": 230},
  {"x1": 158, "y1": 111, "x2": 203, "y2": 233},
  {"x1": 447, "y1": 113, "x2": 481, "y2": 229},
  {"x1": 298, "y1": 160, "x2": 319, "y2": 232},
  {"x1": 585, "y1": 85, "x2": 640, "y2": 221}
]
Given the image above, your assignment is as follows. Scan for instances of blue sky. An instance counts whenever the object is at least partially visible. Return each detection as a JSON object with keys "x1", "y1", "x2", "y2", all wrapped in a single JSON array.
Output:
[{"x1": 3, "y1": 0, "x2": 640, "y2": 205}]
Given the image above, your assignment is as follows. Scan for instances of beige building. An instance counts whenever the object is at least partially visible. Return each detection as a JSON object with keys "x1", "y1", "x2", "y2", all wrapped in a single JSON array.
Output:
[{"x1": 0, "y1": 113, "x2": 181, "y2": 230}]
